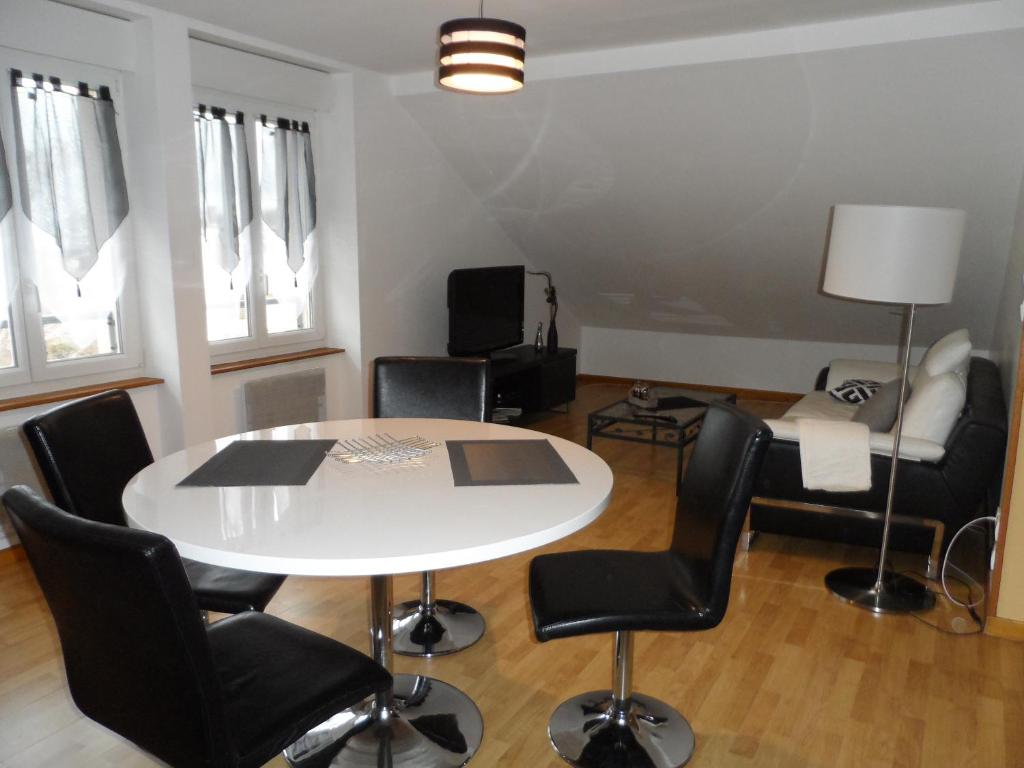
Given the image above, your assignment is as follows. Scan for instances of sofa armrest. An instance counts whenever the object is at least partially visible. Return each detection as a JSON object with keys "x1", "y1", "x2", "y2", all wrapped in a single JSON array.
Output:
[
  {"x1": 824, "y1": 359, "x2": 917, "y2": 391},
  {"x1": 764, "y1": 418, "x2": 945, "y2": 462}
]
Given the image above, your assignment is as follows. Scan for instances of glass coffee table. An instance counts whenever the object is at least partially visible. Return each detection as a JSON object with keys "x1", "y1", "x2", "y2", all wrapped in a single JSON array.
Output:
[{"x1": 587, "y1": 387, "x2": 737, "y2": 490}]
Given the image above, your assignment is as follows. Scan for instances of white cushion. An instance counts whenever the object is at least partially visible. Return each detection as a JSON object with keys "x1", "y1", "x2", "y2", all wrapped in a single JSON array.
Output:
[
  {"x1": 915, "y1": 328, "x2": 971, "y2": 385},
  {"x1": 900, "y1": 371, "x2": 966, "y2": 444}
]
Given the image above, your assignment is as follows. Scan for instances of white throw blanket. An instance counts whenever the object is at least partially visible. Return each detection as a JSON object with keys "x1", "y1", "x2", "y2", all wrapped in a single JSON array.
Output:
[{"x1": 796, "y1": 418, "x2": 871, "y2": 492}]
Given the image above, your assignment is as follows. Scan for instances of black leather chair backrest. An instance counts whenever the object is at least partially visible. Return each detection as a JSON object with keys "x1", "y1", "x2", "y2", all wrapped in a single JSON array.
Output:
[
  {"x1": 3, "y1": 486, "x2": 233, "y2": 768},
  {"x1": 22, "y1": 389, "x2": 153, "y2": 526},
  {"x1": 373, "y1": 356, "x2": 492, "y2": 422},
  {"x1": 669, "y1": 402, "x2": 772, "y2": 622}
]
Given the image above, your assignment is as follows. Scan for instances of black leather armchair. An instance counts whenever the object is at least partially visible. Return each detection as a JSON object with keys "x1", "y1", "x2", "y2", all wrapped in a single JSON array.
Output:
[
  {"x1": 750, "y1": 357, "x2": 1007, "y2": 572},
  {"x1": 529, "y1": 402, "x2": 771, "y2": 768},
  {"x1": 373, "y1": 356, "x2": 491, "y2": 657},
  {"x1": 3, "y1": 485, "x2": 390, "y2": 768},
  {"x1": 22, "y1": 389, "x2": 286, "y2": 616}
]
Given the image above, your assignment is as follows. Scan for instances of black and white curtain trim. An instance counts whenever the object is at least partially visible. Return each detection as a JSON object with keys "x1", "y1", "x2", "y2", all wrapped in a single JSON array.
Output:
[
  {"x1": 259, "y1": 115, "x2": 311, "y2": 134},
  {"x1": 10, "y1": 70, "x2": 114, "y2": 103}
]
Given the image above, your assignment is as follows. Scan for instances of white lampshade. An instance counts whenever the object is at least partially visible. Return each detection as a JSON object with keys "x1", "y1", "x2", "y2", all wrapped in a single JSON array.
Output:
[{"x1": 823, "y1": 204, "x2": 966, "y2": 305}]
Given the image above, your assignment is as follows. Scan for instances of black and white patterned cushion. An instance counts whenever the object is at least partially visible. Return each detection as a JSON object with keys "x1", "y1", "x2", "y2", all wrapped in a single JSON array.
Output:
[{"x1": 829, "y1": 378, "x2": 881, "y2": 404}]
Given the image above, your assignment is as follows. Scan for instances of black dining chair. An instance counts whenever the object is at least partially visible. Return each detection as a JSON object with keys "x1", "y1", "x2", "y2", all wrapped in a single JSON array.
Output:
[
  {"x1": 3, "y1": 485, "x2": 391, "y2": 768},
  {"x1": 22, "y1": 389, "x2": 285, "y2": 618},
  {"x1": 373, "y1": 355, "x2": 491, "y2": 657},
  {"x1": 529, "y1": 401, "x2": 772, "y2": 768}
]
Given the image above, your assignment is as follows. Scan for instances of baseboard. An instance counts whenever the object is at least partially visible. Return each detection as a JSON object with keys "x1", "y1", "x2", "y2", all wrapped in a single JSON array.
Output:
[
  {"x1": 985, "y1": 615, "x2": 1024, "y2": 641},
  {"x1": 575, "y1": 373, "x2": 802, "y2": 403},
  {"x1": 0, "y1": 545, "x2": 26, "y2": 567}
]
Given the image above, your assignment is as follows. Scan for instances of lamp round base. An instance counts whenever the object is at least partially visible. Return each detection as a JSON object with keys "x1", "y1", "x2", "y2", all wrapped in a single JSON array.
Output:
[
  {"x1": 283, "y1": 673, "x2": 483, "y2": 767},
  {"x1": 392, "y1": 599, "x2": 486, "y2": 657},
  {"x1": 548, "y1": 690, "x2": 695, "y2": 768},
  {"x1": 825, "y1": 567, "x2": 935, "y2": 614}
]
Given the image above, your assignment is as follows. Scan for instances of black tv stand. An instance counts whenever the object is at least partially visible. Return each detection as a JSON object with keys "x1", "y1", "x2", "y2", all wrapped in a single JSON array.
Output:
[
  {"x1": 487, "y1": 349, "x2": 520, "y2": 363},
  {"x1": 484, "y1": 345, "x2": 577, "y2": 416}
]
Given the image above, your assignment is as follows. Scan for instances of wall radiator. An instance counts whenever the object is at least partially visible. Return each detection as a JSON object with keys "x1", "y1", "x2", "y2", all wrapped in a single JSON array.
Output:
[{"x1": 242, "y1": 368, "x2": 326, "y2": 431}]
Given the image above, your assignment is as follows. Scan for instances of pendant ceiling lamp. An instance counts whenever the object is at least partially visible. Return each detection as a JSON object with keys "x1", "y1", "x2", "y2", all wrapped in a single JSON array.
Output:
[{"x1": 438, "y1": 1, "x2": 525, "y2": 94}]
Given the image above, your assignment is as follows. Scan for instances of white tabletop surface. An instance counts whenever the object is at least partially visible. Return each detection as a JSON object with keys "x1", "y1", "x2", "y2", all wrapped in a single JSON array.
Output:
[{"x1": 123, "y1": 418, "x2": 613, "y2": 577}]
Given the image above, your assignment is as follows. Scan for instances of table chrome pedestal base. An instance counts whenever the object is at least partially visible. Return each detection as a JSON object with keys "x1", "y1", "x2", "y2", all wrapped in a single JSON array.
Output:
[
  {"x1": 393, "y1": 599, "x2": 485, "y2": 657},
  {"x1": 284, "y1": 673, "x2": 483, "y2": 768},
  {"x1": 825, "y1": 566, "x2": 935, "y2": 614},
  {"x1": 548, "y1": 690, "x2": 695, "y2": 768}
]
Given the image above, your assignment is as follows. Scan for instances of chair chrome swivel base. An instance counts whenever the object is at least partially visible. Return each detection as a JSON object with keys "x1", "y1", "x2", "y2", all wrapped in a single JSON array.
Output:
[
  {"x1": 393, "y1": 599, "x2": 486, "y2": 657},
  {"x1": 546, "y1": 631, "x2": 694, "y2": 768},
  {"x1": 393, "y1": 571, "x2": 485, "y2": 657},
  {"x1": 284, "y1": 673, "x2": 483, "y2": 767},
  {"x1": 284, "y1": 576, "x2": 482, "y2": 767},
  {"x1": 549, "y1": 690, "x2": 695, "y2": 768}
]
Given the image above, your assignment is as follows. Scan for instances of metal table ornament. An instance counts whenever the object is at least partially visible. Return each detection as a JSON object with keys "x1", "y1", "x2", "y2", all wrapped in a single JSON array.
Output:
[
  {"x1": 628, "y1": 379, "x2": 659, "y2": 411},
  {"x1": 326, "y1": 434, "x2": 439, "y2": 465}
]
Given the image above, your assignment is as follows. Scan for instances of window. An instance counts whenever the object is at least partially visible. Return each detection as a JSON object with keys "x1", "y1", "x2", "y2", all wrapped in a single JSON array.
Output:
[
  {"x1": 193, "y1": 96, "x2": 321, "y2": 354},
  {"x1": 0, "y1": 60, "x2": 140, "y2": 388}
]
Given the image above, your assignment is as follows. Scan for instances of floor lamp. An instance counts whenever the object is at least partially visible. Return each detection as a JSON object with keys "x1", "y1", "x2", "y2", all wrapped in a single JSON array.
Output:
[{"x1": 821, "y1": 204, "x2": 966, "y2": 613}]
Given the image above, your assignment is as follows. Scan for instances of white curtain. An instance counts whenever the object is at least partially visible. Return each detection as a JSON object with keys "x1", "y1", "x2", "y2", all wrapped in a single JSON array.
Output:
[
  {"x1": 0, "y1": 127, "x2": 14, "y2": 312},
  {"x1": 11, "y1": 72, "x2": 130, "y2": 337},
  {"x1": 259, "y1": 116, "x2": 317, "y2": 297},
  {"x1": 194, "y1": 106, "x2": 253, "y2": 292}
]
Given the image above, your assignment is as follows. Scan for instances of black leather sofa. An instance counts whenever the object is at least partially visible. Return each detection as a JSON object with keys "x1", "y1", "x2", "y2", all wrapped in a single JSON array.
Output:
[{"x1": 749, "y1": 357, "x2": 1007, "y2": 568}]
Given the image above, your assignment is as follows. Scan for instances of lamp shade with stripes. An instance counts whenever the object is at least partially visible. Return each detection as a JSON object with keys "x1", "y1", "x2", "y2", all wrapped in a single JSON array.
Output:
[{"x1": 438, "y1": 18, "x2": 526, "y2": 94}]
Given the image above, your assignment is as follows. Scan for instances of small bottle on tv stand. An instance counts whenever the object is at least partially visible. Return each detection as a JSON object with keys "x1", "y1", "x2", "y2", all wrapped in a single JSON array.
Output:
[{"x1": 534, "y1": 322, "x2": 544, "y2": 352}]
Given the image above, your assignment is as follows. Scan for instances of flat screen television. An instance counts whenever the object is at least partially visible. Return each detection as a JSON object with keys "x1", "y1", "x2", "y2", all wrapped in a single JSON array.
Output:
[{"x1": 447, "y1": 265, "x2": 525, "y2": 356}]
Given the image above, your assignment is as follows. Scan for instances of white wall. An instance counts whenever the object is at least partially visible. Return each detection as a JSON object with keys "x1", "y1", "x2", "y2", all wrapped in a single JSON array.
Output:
[
  {"x1": 318, "y1": 72, "x2": 367, "y2": 419},
  {"x1": 189, "y1": 39, "x2": 334, "y2": 110},
  {"x1": 579, "y1": 325, "x2": 984, "y2": 393},
  {"x1": 0, "y1": 0, "x2": 135, "y2": 71},
  {"x1": 126, "y1": 12, "x2": 216, "y2": 453},
  {"x1": 396, "y1": 28, "x2": 1024, "y2": 357},
  {"x1": 351, "y1": 70, "x2": 580, "y2": 389}
]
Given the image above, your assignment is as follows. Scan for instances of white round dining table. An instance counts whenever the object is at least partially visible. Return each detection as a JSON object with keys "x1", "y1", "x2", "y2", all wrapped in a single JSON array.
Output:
[{"x1": 123, "y1": 417, "x2": 613, "y2": 768}]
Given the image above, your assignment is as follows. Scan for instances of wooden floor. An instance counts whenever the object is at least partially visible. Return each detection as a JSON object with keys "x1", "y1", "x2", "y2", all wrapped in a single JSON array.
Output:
[{"x1": 1, "y1": 383, "x2": 1021, "y2": 767}]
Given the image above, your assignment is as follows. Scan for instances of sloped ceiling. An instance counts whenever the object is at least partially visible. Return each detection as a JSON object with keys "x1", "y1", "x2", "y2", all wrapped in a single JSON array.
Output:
[{"x1": 396, "y1": 29, "x2": 1024, "y2": 348}]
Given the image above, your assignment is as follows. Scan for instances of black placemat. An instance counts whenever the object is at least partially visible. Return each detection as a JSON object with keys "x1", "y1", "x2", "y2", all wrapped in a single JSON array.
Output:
[
  {"x1": 177, "y1": 439, "x2": 337, "y2": 487},
  {"x1": 446, "y1": 439, "x2": 579, "y2": 487}
]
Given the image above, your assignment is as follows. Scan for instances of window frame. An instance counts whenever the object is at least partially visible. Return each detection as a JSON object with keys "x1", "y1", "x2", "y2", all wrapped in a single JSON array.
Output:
[
  {"x1": 0, "y1": 48, "x2": 143, "y2": 388},
  {"x1": 193, "y1": 87, "x2": 324, "y2": 362}
]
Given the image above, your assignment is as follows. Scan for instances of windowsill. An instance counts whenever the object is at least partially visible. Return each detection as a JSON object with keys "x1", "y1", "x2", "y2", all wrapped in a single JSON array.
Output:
[
  {"x1": 209, "y1": 346, "x2": 344, "y2": 376},
  {"x1": 0, "y1": 376, "x2": 164, "y2": 414}
]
